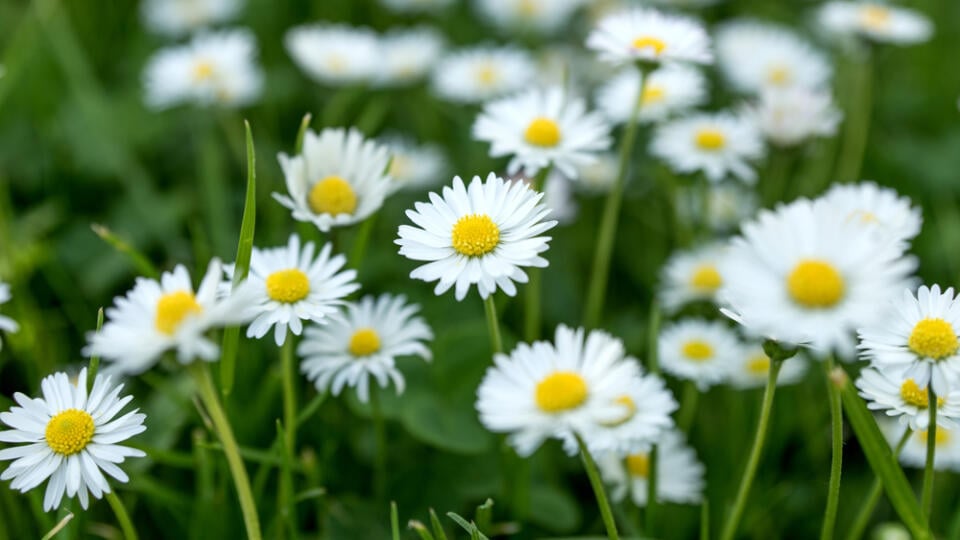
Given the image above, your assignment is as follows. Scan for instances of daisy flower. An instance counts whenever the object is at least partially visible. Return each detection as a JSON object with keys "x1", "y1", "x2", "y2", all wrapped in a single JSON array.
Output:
[
  {"x1": 750, "y1": 87, "x2": 842, "y2": 147},
  {"x1": 595, "y1": 64, "x2": 708, "y2": 125},
  {"x1": 859, "y1": 285, "x2": 960, "y2": 395},
  {"x1": 882, "y1": 420, "x2": 960, "y2": 471},
  {"x1": 285, "y1": 24, "x2": 379, "y2": 86},
  {"x1": 274, "y1": 127, "x2": 392, "y2": 232},
  {"x1": 380, "y1": 0, "x2": 454, "y2": 14},
  {"x1": 141, "y1": 0, "x2": 242, "y2": 37},
  {"x1": 857, "y1": 366, "x2": 960, "y2": 430},
  {"x1": 818, "y1": 2, "x2": 933, "y2": 45},
  {"x1": 476, "y1": 325, "x2": 645, "y2": 456},
  {"x1": 396, "y1": 173, "x2": 557, "y2": 301},
  {"x1": 650, "y1": 112, "x2": 765, "y2": 183},
  {"x1": 586, "y1": 8, "x2": 712, "y2": 66},
  {"x1": 474, "y1": 0, "x2": 585, "y2": 35},
  {"x1": 720, "y1": 198, "x2": 916, "y2": 357},
  {"x1": 0, "y1": 281, "x2": 18, "y2": 350},
  {"x1": 575, "y1": 152, "x2": 618, "y2": 193},
  {"x1": 728, "y1": 343, "x2": 808, "y2": 389},
  {"x1": 299, "y1": 294, "x2": 432, "y2": 402},
  {"x1": 659, "y1": 319, "x2": 739, "y2": 390},
  {"x1": 820, "y1": 181, "x2": 922, "y2": 243},
  {"x1": 658, "y1": 242, "x2": 729, "y2": 314},
  {"x1": 224, "y1": 234, "x2": 360, "y2": 346},
  {"x1": 0, "y1": 368, "x2": 146, "y2": 511},
  {"x1": 431, "y1": 46, "x2": 537, "y2": 104},
  {"x1": 376, "y1": 27, "x2": 446, "y2": 88},
  {"x1": 542, "y1": 174, "x2": 578, "y2": 226},
  {"x1": 599, "y1": 430, "x2": 705, "y2": 507},
  {"x1": 143, "y1": 29, "x2": 264, "y2": 109},
  {"x1": 382, "y1": 136, "x2": 448, "y2": 193},
  {"x1": 83, "y1": 259, "x2": 256, "y2": 375},
  {"x1": 472, "y1": 86, "x2": 612, "y2": 179}
]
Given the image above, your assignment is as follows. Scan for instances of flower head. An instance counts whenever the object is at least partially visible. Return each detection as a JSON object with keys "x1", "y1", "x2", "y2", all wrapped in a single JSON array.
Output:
[
  {"x1": 728, "y1": 343, "x2": 808, "y2": 389},
  {"x1": 141, "y1": 0, "x2": 242, "y2": 36},
  {"x1": 586, "y1": 8, "x2": 713, "y2": 66},
  {"x1": 650, "y1": 112, "x2": 765, "y2": 183},
  {"x1": 381, "y1": 136, "x2": 448, "y2": 193},
  {"x1": 595, "y1": 64, "x2": 708, "y2": 126},
  {"x1": 377, "y1": 27, "x2": 446, "y2": 87},
  {"x1": 431, "y1": 46, "x2": 537, "y2": 104},
  {"x1": 820, "y1": 182, "x2": 922, "y2": 244},
  {"x1": 818, "y1": 2, "x2": 933, "y2": 45},
  {"x1": 475, "y1": 0, "x2": 585, "y2": 35},
  {"x1": 285, "y1": 24, "x2": 379, "y2": 86},
  {"x1": 658, "y1": 242, "x2": 729, "y2": 314},
  {"x1": 858, "y1": 366, "x2": 960, "y2": 430},
  {"x1": 750, "y1": 87, "x2": 842, "y2": 147},
  {"x1": 598, "y1": 430, "x2": 705, "y2": 507},
  {"x1": 659, "y1": 319, "x2": 739, "y2": 390}
]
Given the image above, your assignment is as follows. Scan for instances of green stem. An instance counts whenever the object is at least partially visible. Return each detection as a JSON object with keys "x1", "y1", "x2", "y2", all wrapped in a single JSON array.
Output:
[
  {"x1": 349, "y1": 214, "x2": 377, "y2": 273},
  {"x1": 845, "y1": 429, "x2": 912, "y2": 540},
  {"x1": 575, "y1": 434, "x2": 620, "y2": 540},
  {"x1": 720, "y1": 357, "x2": 783, "y2": 540},
  {"x1": 524, "y1": 166, "x2": 552, "y2": 342},
  {"x1": 921, "y1": 386, "x2": 937, "y2": 522},
  {"x1": 834, "y1": 50, "x2": 873, "y2": 184},
  {"x1": 763, "y1": 148, "x2": 793, "y2": 207},
  {"x1": 676, "y1": 382, "x2": 699, "y2": 433},
  {"x1": 370, "y1": 387, "x2": 387, "y2": 500},
  {"x1": 821, "y1": 356, "x2": 844, "y2": 540},
  {"x1": 280, "y1": 336, "x2": 299, "y2": 536},
  {"x1": 646, "y1": 444, "x2": 658, "y2": 535},
  {"x1": 483, "y1": 295, "x2": 504, "y2": 354},
  {"x1": 105, "y1": 491, "x2": 138, "y2": 540},
  {"x1": 190, "y1": 363, "x2": 263, "y2": 540}
]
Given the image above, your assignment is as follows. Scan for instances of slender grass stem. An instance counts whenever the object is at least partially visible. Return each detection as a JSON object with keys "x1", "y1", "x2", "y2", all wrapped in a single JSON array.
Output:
[
  {"x1": 280, "y1": 336, "x2": 299, "y2": 535},
  {"x1": 845, "y1": 430, "x2": 912, "y2": 540},
  {"x1": 677, "y1": 381, "x2": 700, "y2": 433},
  {"x1": 645, "y1": 302, "x2": 661, "y2": 535},
  {"x1": 834, "y1": 50, "x2": 873, "y2": 184},
  {"x1": 105, "y1": 491, "x2": 138, "y2": 540},
  {"x1": 483, "y1": 295, "x2": 504, "y2": 354},
  {"x1": 921, "y1": 386, "x2": 937, "y2": 522},
  {"x1": 370, "y1": 387, "x2": 388, "y2": 500},
  {"x1": 646, "y1": 444, "x2": 658, "y2": 535},
  {"x1": 821, "y1": 356, "x2": 844, "y2": 540},
  {"x1": 575, "y1": 434, "x2": 620, "y2": 540},
  {"x1": 524, "y1": 166, "x2": 551, "y2": 342}
]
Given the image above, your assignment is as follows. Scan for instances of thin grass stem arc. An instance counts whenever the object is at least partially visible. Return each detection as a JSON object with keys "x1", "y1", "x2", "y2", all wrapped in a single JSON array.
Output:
[
  {"x1": 821, "y1": 357, "x2": 844, "y2": 540},
  {"x1": 483, "y1": 295, "x2": 504, "y2": 355},
  {"x1": 844, "y1": 429, "x2": 912, "y2": 540},
  {"x1": 575, "y1": 434, "x2": 621, "y2": 540},
  {"x1": 524, "y1": 166, "x2": 552, "y2": 342},
  {"x1": 921, "y1": 386, "x2": 937, "y2": 522},
  {"x1": 279, "y1": 335, "x2": 299, "y2": 534},
  {"x1": 370, "y1": 387, "x2": 388, "y2": 500},
  {"x1": 105, "y1": 491, "x2": 139, "y2": 540}
]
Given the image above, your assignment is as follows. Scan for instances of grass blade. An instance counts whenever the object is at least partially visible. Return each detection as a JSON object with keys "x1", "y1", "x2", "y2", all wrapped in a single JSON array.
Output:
[
  {"x1": 429, "y1": 509, "x2": 449, "y2": 540},
  {"x1": 91, "y1": 224, "x2": 158, "y2": 278}
]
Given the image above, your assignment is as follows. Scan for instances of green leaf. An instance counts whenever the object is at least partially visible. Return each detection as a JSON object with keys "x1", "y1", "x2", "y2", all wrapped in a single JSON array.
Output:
[
  {"x1": 429, "y1": 509, "x2": 449, "y2": 540},
  {"x1": 409, "y1": 520, "x2": 435, "y2": 540},
  {"x1": 446, "y1": 512, "x2": 488, "y2": 540},
  {"x1": 399, "y1": 392, "x2": 493, "y2": 455},
  {"x1": 528, "y1": 483, "x2": 581, "y2": 534},
  {"x1": 474, "y1": 499, "x2": 494, "y2": 532}
]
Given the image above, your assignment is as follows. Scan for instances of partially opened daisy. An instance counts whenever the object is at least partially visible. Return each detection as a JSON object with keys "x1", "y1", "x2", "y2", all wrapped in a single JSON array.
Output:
[
  {"x1": 0, "y1": 281, "x2": 18, "y2": 350},
  {"x1": 431, "y1": 46, "x2": 537, "y2": 104},
  {"x1": 0, "y1": 368, "x2": 146, "y2": 511},
  {"x1": 820, "y1": 181, "x2": 922, "y2": 243},
  {"x1": 475, "y1": 0, "x2": 585, "y2": 35},
  {"x1": 650, "y1": 112, "x2": 765, "y2": 183},
  {"x1": 857, "y1": 366, "x2": 960, "y2": 430},
  {"x1": 299, "y1": 294, "x2": 432, "y2": 402},
  {"x1": 859, "y1": 285, "x2": 960, "y2": 395},
  {"x1": 376, "y1": 27, "x2": 445, "y2": 88},
  {"x1": 599, "y1": 430, "x2": 705, "y2": 507},
  {"x1": 382, "y1": 136, "x2": 447, "y2": 193},
  {"x1": 595, "y1": 64, "x2": 708, "y2": 125},
  {"x1": 586, "y1": 7, "x2": 712, "y2": 66},
  {"x1": 818, "y1": 2, "x2": 933, "y2": 45},
  {"x1": 285, "y1": 24, "x2": 379, "y2": 86},
  {"x1": 658, "y1": 242, "x2": 728, "y2": 314},
  {"x1": 728, "y1": 343, "x2": 807, "y2": 389},
  {"x1": 396, "y1": 173, "x2": 557, "y2": 301},
  {"x1": 659, "y1": 319, "x2": 739, "y2": 390},
  {"x1": 472, "y1": 86, "x2": 612, "y2": 179},
  {"x1": 274, "y1": 127, "x2": 392, "y2": 232},
  {"x1": 84, "y1": 259, "x2": 256, "y2": 375},
  {"x1": 141, "y1": 0, "x2": 242, "y2": 36},
  {"x1": 476, "y1": 325, "x2": 645, "y2": 456},
  {"x1": 750, "y1": 87, "x2": 842, "y2": 147},
  {"x1": 224, "y1": 234, "x2": 360, "y2": 346}
]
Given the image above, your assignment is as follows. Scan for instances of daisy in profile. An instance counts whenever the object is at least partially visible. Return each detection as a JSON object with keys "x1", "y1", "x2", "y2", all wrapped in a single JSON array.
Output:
[
  {"x1": 820, "y1": 182, "x2": 922, "y2": 243},
  {"x1": 274, "y1": 127, "x2": 392, "y2": 232},
  {"x1": 141, "y1": 0, "x2": 242, "y2": 36},
  {"x1": 659, "y1": 319, "x2": 739, "y2": 390},
  {"x1": 473, "y1": 86, "x2": 612, "y2": 179},
  {"x1": 0, "y1": 281, "x2": 18, "y2": 350},
  {"x1": 224, "y1": 234, "x2": 360, "y2": 346},
  {"x1": 728, "y1": 343, "x2": 808, "y2": 389},
  {"x1": 476, "y1": 325, "x2": 645, "y2": 456},
  {"x1": 396, "y1": 173, "x2": 557, "y2": 301},
  {"x1": 650, "y1": 112, "x2": 765, "y2": 183},
  {"x1": 599, "y1": 430, "x2": 705, "y2": 507},
  {"x1": 595, "y1": 64, "x2": 708, "y2": 125},
  {"x1": 0, "y1": 368, "x2": 146, "y2": 511},
  {"x1": 586, "y1": 7, "x2": 712, "y2": 66},
  {"x1": 285, "y1": 24, "x2": 379, "y2": 86},
  {"x1": 818, "y1": 2, "x2": 933, "y2": 45},
  {"x1": 857, "y1": 366, "x2": 960, "y2": 430},
  {"x1": 143, "y1": 29, "x2": 264, "y2": 109},
  {"x1": 431, "y1": 46, "x2": 537, "y2": 104},
  {"x1": 750, "y1": 87, "x2": 842, "y2": 147},
  {"x1": 382, "y1": 136, "x2": 447, "y2": 193},
  {"x1": 475, "y1": 0, "x2": 585, "y2": 35},
  {"x1": 376, "y1": 27, "x2": 445, "y2": 88},
  {"x1": 882, "y1": 420, "x2": 960, "y2": 471},
  {"x1": 84, "y1": 259, "x2": 256, "y2": 375},
  {"x1": 859, "y1": 285, "x2": 960, "y2": 395},
  {"x1": 380, "y1": 0, "x2": 454, "y2": 14},
  {"x1": 299, "y1": 294, "x2": 432, "y2": 402},
  {"x1": 658, "y1": 242, "x2": 728, "y2": 314}
]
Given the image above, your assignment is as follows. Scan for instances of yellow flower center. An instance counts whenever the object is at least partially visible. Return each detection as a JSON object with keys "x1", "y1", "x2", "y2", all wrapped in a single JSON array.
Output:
[
  {"x1": 694, "y1": 128, "x2": 727, "y2": 151},
  {"x1": 682, "y1": 340, "x2": 714, "y2": 362},
  {"x1": 689, "y1": 264, "x2": 722, "y2": 292},
  {"x1": 746, "y1": 354, "x2": 771, "y2": 375},
  {"x1": 265, "y1": 269, "x2": 310, "y2": 304},
  {"x1": 916, "y1": 428, "x2": 951, "y2": 448},
  {"x1": 518, "y1": 0, "x2": 540, "y2": 16},
  {"x1": 349, "y1": 327, "x2": 381, "y2": 357},
  {"x1": 155, "y1": 291, "x2": 202, "y2": 335},
  {"x1": 860, "y1": 5, "x2": 890, "y2": 29},
  {"x1": 632, "y1": 36, "x2": 666, "y2": 56},
  {"x1": 524, "y1": 117, "x2": 562, "y2": 147},
  {"x1": 192, "y1": 60, "x2": 215, "y2": 81},
  {"x1": 602, "y1": 395, "x2": 638, "y2": 427},
  {"x1": 898, "y1": 378, "x2": 945, "y2": 409},
  {"x1": 45, "y1": 409, "x2": 95, "y2": 456},
  {"x1": 641, "y1": 84, "x2": 665, "y2": 105},
  {"x1": 535, "y1": 371, "x2": 589, "y2": 413},
  {"x1": 625, "y1": 453, "x2": 650, "y2": 478},
  {"x1": 847, "y1": 209, "x2": 880, "y2": 224},
  {"x1": 908, "y1": 318, "x2": 959, "y2": 360},
  {"x1": 767, "y1": 65, "x2": 792, "y2": 86},
  {"x1": 308, "y1": 176, "x2": 357, "y2": 216},
  {"x1": 451, "y1": 214, "x2": 500, "y2": 257},
  {"x1": 786, "y1": 259, "x2": 845, "y2": 309},
  {"x1": 476, "y1": 63, "x2": 500, "y2": 87}
]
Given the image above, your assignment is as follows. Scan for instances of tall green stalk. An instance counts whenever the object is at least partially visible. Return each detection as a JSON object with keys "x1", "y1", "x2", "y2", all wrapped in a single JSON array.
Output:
[
  {"x1": 821, "y1": 356, "x2": 844, "y2": 540},
  {"x1": 105, "y1": 492, "x2": 139, "y2": 540},
  {"x1": 483, "y1": 295, "x2": 504, "y2": 354},
  {"x1": 845, "y1": 429, "x2": 912, "y2": 540},
  {"x1": 575, "y1": 434, "x2": 620, "y2": 540},
  {"x1": 370, "y1": 387, "x2": 388, "y2": 500},
  {"x1": 921, "y1": 386, "x2": 938, "y2": 522},
  {"x1": 279, "y1": 336, "x2": 299, "y2": 535},
  {"x1": 524, "y1": 166, "x2": 552, "y2": 342},
  {"x1": 834, "y1": 49, "x2": 873, "y2": 184}
]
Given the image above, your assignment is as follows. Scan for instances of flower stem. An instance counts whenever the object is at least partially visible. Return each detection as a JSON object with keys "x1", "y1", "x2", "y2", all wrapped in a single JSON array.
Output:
[
  {"x1": 524, "y1": 166, "x2": 552, "y2": 342},
  {"x1": 834, "y1": 49, "x2": 873, "y2": 184},
  {"x1": 676, "y1": 381, "x2": 700, "y2": 433},
  {"x1": 105, "y1": 491, "x2": 138, "y2": 540},
  {"x1": 921, "y1": 386, "x2": 937, "y2": 522},
  {"x1": 370, "y1": 387, "x2": 388, "y2": 501},
  {"x1": 483, "y1": 295, "x2": 504, "y2": 354},
  {"x1": 279, "y1": 336, "x2": 299, "y2": 535},
  {"x1": 720, "y1": 357, "x2": 783, "y2": 540},
  {"x1": 844, "y1": 429, "x2": 912, "y2": 540},
  {"x1": 821, "y1": 356, "x2": 844, "y2": 540},
  {"x1": 190, "y1": 363, "x2": 263, "y2": 540},
  {"x1": 575, "y1": 433, "x2": 620, "y2": 540}
]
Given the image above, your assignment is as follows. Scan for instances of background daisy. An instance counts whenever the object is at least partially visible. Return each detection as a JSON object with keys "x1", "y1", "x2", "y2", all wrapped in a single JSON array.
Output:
[
  {"x1": 659, "y1": 319, "x2": 739, "y2": 390},
  {"x1": 285, "y1": 24, "x2": 379, "y2": 86},
  {"x1": 820, "y1": 182, "x2": 922, "y2": 243},
  {"x1": 650, "y1": 111, "x2": 765, "y2": 183},
  {"x1": 586, "y1": 7, "x2": 713, "y2": 66},
  {"x1": 818, "y1": 2, "x2": 933, "y2": 45},
  {"x1": 658, "y1": 242, "x2": 729, "y2": 314},
  {"x1": 0, "y1": 281, "x2": 18, "y2": 350},
  {"x1": 750, "y1": 87, "x2": 842, "y2": 147},
  {"x1": 728, "y1": 343, "x2": 808, "y2": 389},
  {"x1": 599, "y1": 430, "x2": 706, "y2": 507},
  {"x1": 431, "y1": 46, "x2": 537, "y2": 104},
  {"x1": 141, "y1": 0, "x2": 242, "y2": 36},
  {"x1": 595, "y1": 64, "x2": 708, "y2": 125}
]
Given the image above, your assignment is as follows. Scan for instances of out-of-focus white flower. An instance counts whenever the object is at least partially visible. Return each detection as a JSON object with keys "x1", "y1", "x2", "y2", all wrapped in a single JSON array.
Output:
[
  {"x1": 818, "y1": 2, "x2": 933, "y2": 45},
  {"x1": 543, "y1": 173, "x2": 578, "y2": 225},
  {"x1": 285, "y1": 24, "x2": 379, "y2": 86},
  {"x1": 658, "y1": 243, "x2": 728, "y2": 314},
  {"x1": 141, "y1": 0, "x2": 243, "y2": 37},
  {"x1": 431, "y1": 46, "x2": 538, "y2": 104},
  {"x1": 599, "y1": 430, "x2": 705, "y2": 507},
  {"x1": 820, "y1": 182, "x2": 922, "y2": 244},
  {"x1": 382, "y1": 136, "x2": 448, "y2": 193},
  {"x1": 574, "y1": 152, "x2": 618, "y2": 193},
  {"x1": 659, "y1": 319, "x2": 739, "y2": 390},
  {"x1": 586, "y1": 7, "x2": 713, "y2": 66},
  {"x1": 0, "y1": 281, "x2": 18, "y2": 351},
  {"x1": 595, "y1": 64, "x2": 708, "y2": 125},
  {"x1": 881, "y1": 419, "x2": 960, "y2": 471},
  {"x1": 750, "y1": 88, "x2": 842, "y2": 147},
  {"x1": 679, "y1": 181, "x2": 758, "y2": 232},
  {"x1": 475, "y1": 0, "x2": 585, "y2": 35},
  {"x1": 728, "y1": 343, "x2": 808, "y2": 389},
  {"x1": 650, "y1": 112, "x2": 765, "y2": 183},
  {"x1": 376, "y1": 27, "x2": 446, "y2": 87}
]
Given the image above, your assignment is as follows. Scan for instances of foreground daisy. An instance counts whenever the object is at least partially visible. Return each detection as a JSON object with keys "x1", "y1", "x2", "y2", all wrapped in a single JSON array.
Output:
[
  {"x1": 143, "y1": 29, "x2": 264, "y2": 109},
  {"x1": 728, "y1": 343, "x2": 808, "y2": 389},
  {"x1": 396, "y1": 173, "x2": 557, "y2": 301},
  {"x1": 820, "y1": 182, "x2": 922, "y2": 243},
  {"x1": 750, "y1": 88, "x2": 842, "y2": 147},
  {"x1": 431, "y1": 46, "x2": 537, "y2": 104},
  {"x1": 476, "y1": 325, "x2": 645, "y2": 456},
  {"x1": 659, "y1": 319, "x2": 739, "y2": 390},
  {"x1": 658, "y1": 243, "x2": 728, "y2": 314},
  {"x1": 84, "y1": 259, "x2": 256, "y2": 374},
  {"x1": 0, "y1": 369, "x2": 146, "y2": 511},
  {"x1": 599, "y1": 430, "x2": 705, "y2": 507},
  {"x1": 472, "y1": 86, "x2": 612, "y2": 179},
  {"x1": 224, "y1": 234, "x2": 360, "y2": 346},
  {"x1": 285, "y1": 24, "x2": 379, "y2": 86},
  {"x1": 0, "y1": 281, "x2": 18, "y2": 350},
  {"x1": 650, "y1": 112, "x2": 765, "y2": 183},
  {"x1": 475, "y1": 0, "x2": 584, "y2": 35},
  {"x1": 274, "y1": 127, "x2": 392, "y2": 232},
  {"x1": 382, "y1": 136, "x2": 447, "y2": 193},
  {"x1": 586, "y1": 7, "x2": 712, "y2": 66},
  {"x1": 141, "y1": 0, "x2": 242, "y2": 36},
  {"x1": 857, "y1": 366, "x2": 960, "y2": 430},
  {"x1": 299, "y1": 294, "x2": 432, "y2": 402},
  {"x1": 595, "y1": 64, "x2": 708, "y2": 125},
  {"x1": 376, "y1": 27, "x2": 445, "y2": 88},
  {"x1": 818, "y1": 2, "x2": 933, "y2": 45}
]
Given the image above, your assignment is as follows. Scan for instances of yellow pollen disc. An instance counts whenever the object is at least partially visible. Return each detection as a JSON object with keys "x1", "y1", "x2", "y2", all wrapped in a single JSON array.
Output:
[
  {"x1": 682, "y1": 340, "x2": 714, "y2": 362},
  {"x1": 451, "y1": 214, "x2": 500, "y2": 257},
  {"x1": 476, "y1": 63, "x2": 500, "y2": 87},
  {"x1": 45, "y1": 409, "x2": 95, "y2": 456},
  {"x1": 524, "y1": 117, "x2": 562, "y2": 147},
  {"x1": 908, "y1": 318, "x2": 959, "y2": 360},
  {"x1": 746, "y1": 355, "x2": 771, "y2": 376},
  {"x1": 155, "y1": 291, "x2": 202, "y2": 335},
  {"x1": 786, "y1": 259, "x2": 845, "y2": 309},
  {"x1": 694, "y1": 128, "x2": 727, "y2": 151},
  {"x1": 641, "y1": 84, "x2": 665, "y2": 105},
  {"x1": 899, "y1": 378, "x2": 937, "y2": 408},
  {"x1": 916, "y1": 428, "x2": 951, "y2": 448},
  {"x1": 631, "y1": 36, "x2": 667, "y2": 55},
  {"x1": 192, "y1": 60, "x2": 215, "y2": 80},
  {"x1": 535, "y1": 371, "x2": 588, "y2": 413},
  {"x1": 625, "y1": 453, "x2": 650, "y2": 478},
  {"x1": 265, "y1": 269, "x2": 310, "y2": 304},
  {"x1": 349, "y1": 327, "x2": 381, "y2": 357},
  {"x1": 602, "y1": 395, "x2": 638, "y2": 427},
  {"x1": 308, "y1": 176, "x2": 358, "y2": 216},
  {"x1": 860, "y1": 5, "x2": 890, "y2": 29},
  {"x1": 689, "y1": 264, "x2": 722, "y2": 292},
  {"x1": 767, "y1": 65, "x2": 792, "y2": 86}
]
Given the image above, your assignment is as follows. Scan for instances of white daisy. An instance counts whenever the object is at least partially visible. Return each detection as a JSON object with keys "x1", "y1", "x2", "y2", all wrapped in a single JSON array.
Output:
[
  {"x1": 431, "y1": 46, "x2": 538, "y2": 104},
  {"x1": 396, "y1": 173, "x2": 557, "y2": 301},
  {"x1": 83, "y1": 259, "x2": 256, "y2": 375},
  {"x1": 728, "y1": 343, "x2": 808, "y2": 389},
  {"x1": 0, "y1": 368, "x2": 146, "y2": 511},
  {"x1": 0, "y1": 281, "x2": 18, "y2": 351},
  {"x1": 881, "y1": 420, "x2": 960, "y2": 471},
  {"x1": 543, "y1": 174, "x2": 578, "y2": 226},
  {"x1": 574, "y1": 152, "x2": 618, "y2": 193},
  {"x1": 857, "y1": 366, "x2": 960, "y2": 430},
  {"x1": 141, "y1": 0, "x2": 242, "y2": 37},
  {"x1": 858, "y1": 285, "x2": 960, "y2": 396},
  {"x1": 376, "y1": 27, "x2": 446, "y2": 88},
  {"x1": 820, "y1": 181, "x2": 922, "y2": 243},
  {"x1": 720, "y1": 198, "x2": 916, "y2": 357},
  {"x1": 380, "y1": 0, "x2": 454, "y2": 14},
  {"x1": 224, "y1": 234, "x2": 360, "y2": 346},
  {"x1": 678, "y1": 181, "x2": 758, "y2": 232},
  {"x1": 750, "y1": 87, "x2": 842, "y2": 147},
  {"x1": 818, "y1": 2, "x2": 933, "y2": 45},
  {"x1": 595, "y1": 64, "x2": 708, "y2": 126},
  {"x1": 473, "y1": 86, "x2": 612, "y2": 179},
  {"x1": 143, "y1": 29, "x2": 263, "y2": 109},
  {"x1": 285, "y1": 24, "x2": 379, "y2": 86},
  {"x1": 650, "y1": 112, "x2": 765, "y2": 183},
  {"x1": 715, "y1": 20, "x2": 833, "y2": 94},
  {"x1": 299, "y1": 294, "x2": 432, "y2": 403},
  {"x1": 659, "y1": 319, "x2": 739, "y2": 390},
  {"x1": 658, "y1": 242, "x2": 728, "y2": 314},
  {"x1": 599, "y1": 430, "x2": 705, "y2": 507},
  {"x1": 586, "y1": 7, "x2": 712, "y2": 66},
  {"x1": 382, "y1": 136, "x2": 448, "y2": 193},
  {"x1": 476, "y1": 325, "x2": 645, "y2": 456},
  {"x1": 474, "y1": 0, "x2": 585, "y2": 35},
  {"x1": 274, "y1": 127, "x2": 392, "y2": 232}
]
